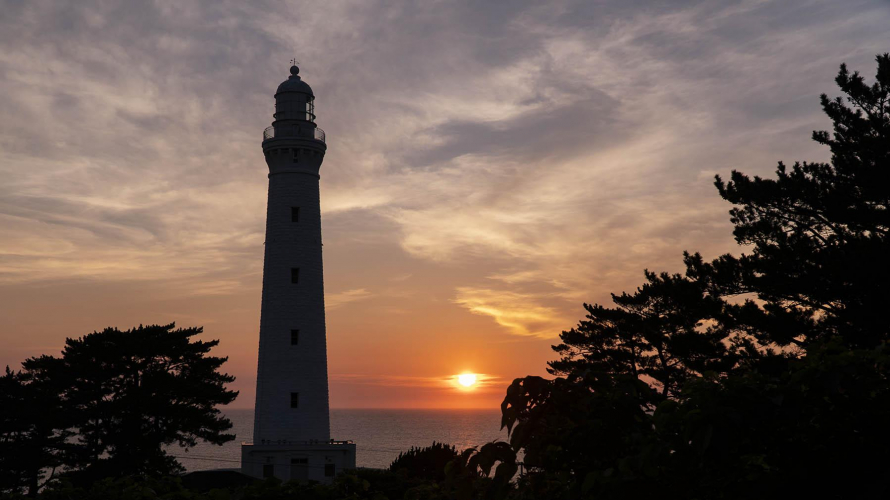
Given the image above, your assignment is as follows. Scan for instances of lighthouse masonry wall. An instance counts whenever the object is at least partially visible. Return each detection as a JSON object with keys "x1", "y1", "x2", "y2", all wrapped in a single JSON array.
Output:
[{"x1": 253, "y1": 142, "x2": 331, "y2": 444}]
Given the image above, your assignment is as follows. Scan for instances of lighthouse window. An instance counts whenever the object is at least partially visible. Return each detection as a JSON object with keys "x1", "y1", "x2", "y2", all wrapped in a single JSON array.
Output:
[
  {"x1": 325, "y1": 464, "x2": 335, "y2": 477},
  {"x1": 263, "y1": 464, "x2": 274, "y2": 478},
  {"x1": 293, "y1": 149, "x2": 299, "y2": 163},
  {"x1": 291, "y1": 329, "x2": 299, "y2": 345},
  {"x1": 290, "y1": 392, "x2": 299, "y2": 408},
  {"x1": 291, "y1": 207, "x2": 300, "y2": 222},
  {"x1": 291, "y1": 268, "x2": 299, "y2": 283}
]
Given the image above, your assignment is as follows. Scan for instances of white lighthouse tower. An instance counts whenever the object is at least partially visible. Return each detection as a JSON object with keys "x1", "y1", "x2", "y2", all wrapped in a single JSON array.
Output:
[{"x1": 241, "y1": 64, "x2": 356, "y2": 483}]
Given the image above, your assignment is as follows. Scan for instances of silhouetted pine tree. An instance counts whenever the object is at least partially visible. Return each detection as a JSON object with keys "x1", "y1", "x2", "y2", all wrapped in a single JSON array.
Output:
[
  {"x1": 4, "y1": 323, "x2": 238, "y2": 487},
  {"x1": 500, "y1": 54, "x2": 890, "y2": 499},
  {"x1": 0, "y1": 365, "x2": 71, "y2": 497}
]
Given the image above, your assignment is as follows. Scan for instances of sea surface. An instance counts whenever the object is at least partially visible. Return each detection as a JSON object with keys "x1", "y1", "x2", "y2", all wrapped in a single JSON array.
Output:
[{"x1": 172, "y1": 409, "x2": 507, "y2": 472}]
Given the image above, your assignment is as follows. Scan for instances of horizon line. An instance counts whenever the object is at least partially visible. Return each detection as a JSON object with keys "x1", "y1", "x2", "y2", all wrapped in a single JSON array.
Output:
[{"x1": 223, "y1": 407, "x2": 502, "y2": 411}]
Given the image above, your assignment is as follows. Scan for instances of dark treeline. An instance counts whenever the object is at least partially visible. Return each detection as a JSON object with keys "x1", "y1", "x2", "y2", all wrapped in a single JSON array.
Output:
[{"x1": 2, "y1": 55, "x2": 889, "y2": 499}]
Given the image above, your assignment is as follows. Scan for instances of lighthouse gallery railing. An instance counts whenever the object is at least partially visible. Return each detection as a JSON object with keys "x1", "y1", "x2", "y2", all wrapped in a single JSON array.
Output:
[{"x1": 263, "y1": 125, "x2": 326, "y2": 143}]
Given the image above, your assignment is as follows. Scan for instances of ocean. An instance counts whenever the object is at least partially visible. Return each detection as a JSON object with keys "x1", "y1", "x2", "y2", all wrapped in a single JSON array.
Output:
[{"x1": 172, "y1": 408, "x2": 508, "y2": 472}]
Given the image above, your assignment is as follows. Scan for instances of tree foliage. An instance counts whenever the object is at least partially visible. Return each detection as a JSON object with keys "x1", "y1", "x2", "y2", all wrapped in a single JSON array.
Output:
[
  {"x1": 499, "y1": 54, "x2": 890, "y2": 499},
  {"x1": 389, "y1": 442, "x2": 458, "y2": 481},
  {"x1": 0, "y1": 323, "x2": 238, "y2": 494},
  {"x1": 0, "y1": 366, "x2": 71, "y2": 497}
]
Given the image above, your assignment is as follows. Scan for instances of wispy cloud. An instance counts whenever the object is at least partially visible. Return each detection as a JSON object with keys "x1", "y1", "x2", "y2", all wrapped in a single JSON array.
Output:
[
  {"x1": 453, "y1": 287, "x2": 568, "y2": 338},
  {"x1": 331, "y1": 373, "x2": 503, "y2": 391},
  {"x1": 1, "y1": 0, "x2": 884, "y2": 295},
  {"x1": 327, "y1": 288, "x2": 372, "y2": 309}
]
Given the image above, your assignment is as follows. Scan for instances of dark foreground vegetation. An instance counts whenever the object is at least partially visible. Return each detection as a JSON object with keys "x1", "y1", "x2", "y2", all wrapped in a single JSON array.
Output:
[
  {"x1": 0, "y1": 324, "x2": 238, "y2": 495},
  {"x1": 3, "y1": 55, "x2": 889, "y2": 499}
]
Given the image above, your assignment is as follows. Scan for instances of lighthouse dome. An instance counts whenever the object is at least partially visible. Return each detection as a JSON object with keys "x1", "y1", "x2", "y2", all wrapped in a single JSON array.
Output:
[{"x1": 276, "y1": 65, "x2": 314, "y2": 96}]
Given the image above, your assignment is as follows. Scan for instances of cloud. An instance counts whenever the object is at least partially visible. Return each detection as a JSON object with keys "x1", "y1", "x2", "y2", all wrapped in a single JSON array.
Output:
[
  {"x1": 1, "y1": 0, "x2": 886, "y2": 295},
  {"x1": 330, "y1": 373, "x2": 447, "y2": 388},
  {"x1": 326, "y1": 288, "x2": 372, "y2": 309},
  {"x1": 453, "y1": 287, "x2": 569, "y2": 338},
  {"x1": 331, "y1": 373, "x2": 503, "y2": 391}
]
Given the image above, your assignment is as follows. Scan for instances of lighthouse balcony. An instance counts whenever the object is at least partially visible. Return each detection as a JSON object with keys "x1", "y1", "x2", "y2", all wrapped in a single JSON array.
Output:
[
  {"x1": 244, "y1": 439, "x2": 354, "y2": 446},
  {"x1": 264, "y1": 125, "x2": 326, "y2": 143}
]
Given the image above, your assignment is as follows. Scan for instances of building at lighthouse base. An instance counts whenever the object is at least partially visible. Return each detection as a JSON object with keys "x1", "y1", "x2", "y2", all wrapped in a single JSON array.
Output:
[{"x1": 241, "y1": 441, "x2": 356, "y2": 483}]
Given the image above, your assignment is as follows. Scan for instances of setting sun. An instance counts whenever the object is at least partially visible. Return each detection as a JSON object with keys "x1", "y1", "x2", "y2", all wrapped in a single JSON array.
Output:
[{"x1": 458, "y1": 373, "x2": 477, "y2": 387}]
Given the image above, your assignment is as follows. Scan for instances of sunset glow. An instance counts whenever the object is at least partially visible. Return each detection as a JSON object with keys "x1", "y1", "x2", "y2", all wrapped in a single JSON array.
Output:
[
  {"x1": 458, "y1": 373, "x2": 478, "y2": 388},
  {"x1": 0, "y1": 1, "x2": 887, "y2": 411}
]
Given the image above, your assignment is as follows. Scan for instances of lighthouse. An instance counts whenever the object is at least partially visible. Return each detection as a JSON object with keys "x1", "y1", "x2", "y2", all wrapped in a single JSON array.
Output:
[{"x1": 241, "y1": 64, "x2": 356, "y2": 483}]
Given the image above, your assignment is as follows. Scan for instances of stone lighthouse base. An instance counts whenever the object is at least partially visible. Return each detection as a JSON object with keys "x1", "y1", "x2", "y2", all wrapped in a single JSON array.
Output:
[{"x1": 241, "y1": 441, "x2": 356, "y2": 484}]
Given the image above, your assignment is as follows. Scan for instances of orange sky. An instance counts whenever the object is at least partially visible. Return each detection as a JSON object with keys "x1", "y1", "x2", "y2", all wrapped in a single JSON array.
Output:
[{"x1": 1, "y1": 1, "x2": 887, "y2": 408}]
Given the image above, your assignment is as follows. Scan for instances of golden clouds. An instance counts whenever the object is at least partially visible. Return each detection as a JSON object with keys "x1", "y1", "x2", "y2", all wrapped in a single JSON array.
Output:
[
  {"x1": 453, "y1": 287, "x2": 568, "y2": 338},
  {"x1": 326, "y1": 288, "x2": 372, "y2": 309},
  {"x1": 330, "y1": 373, "x2": 501, "y2": 392}
]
